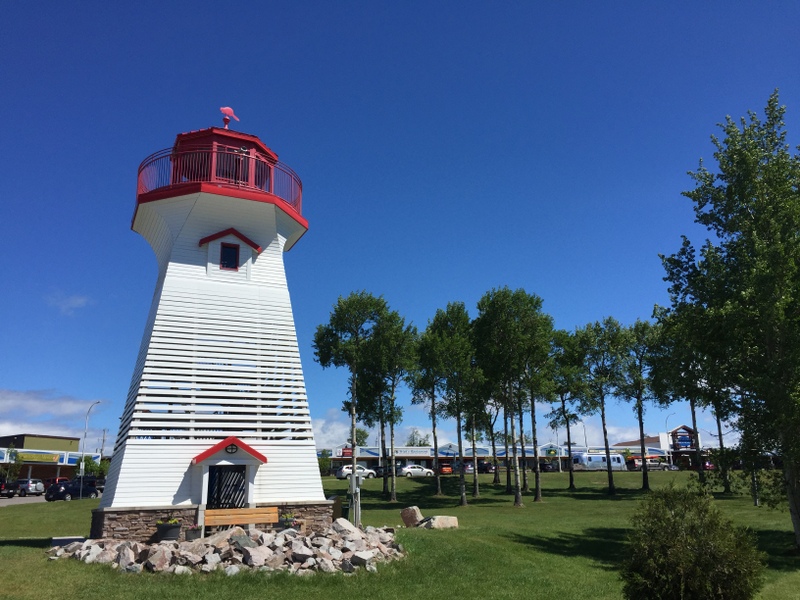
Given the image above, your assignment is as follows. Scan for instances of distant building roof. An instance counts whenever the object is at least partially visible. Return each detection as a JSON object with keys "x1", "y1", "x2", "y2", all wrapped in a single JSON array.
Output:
[{"x1": 614, "y1": 435, "x2": 661, "y2": 447}]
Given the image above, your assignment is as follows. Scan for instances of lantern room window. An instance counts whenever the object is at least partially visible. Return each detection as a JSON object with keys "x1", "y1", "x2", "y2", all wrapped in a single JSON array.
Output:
[{"x1": 220, "y1": 243, "x2": 240, "y2": 271}]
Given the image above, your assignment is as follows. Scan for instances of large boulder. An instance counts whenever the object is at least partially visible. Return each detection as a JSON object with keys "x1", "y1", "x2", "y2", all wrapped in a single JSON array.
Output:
[
  {"x1": 420, "y1": 516, "x2": 459, "y2": 529},
  {"x1": 401, "y1": 506, "x2": 424, "y2": 527}
]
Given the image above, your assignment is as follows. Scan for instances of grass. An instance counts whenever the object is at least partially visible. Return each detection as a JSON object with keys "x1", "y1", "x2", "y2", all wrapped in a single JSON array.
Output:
[{"x1": 1, "y1": 471, "x2": 798, "y2": 600}]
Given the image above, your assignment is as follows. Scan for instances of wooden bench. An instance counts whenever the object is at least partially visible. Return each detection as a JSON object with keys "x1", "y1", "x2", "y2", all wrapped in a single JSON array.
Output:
[{"x1": 203, "y1": 506, "x2": 279, "y2": 528}]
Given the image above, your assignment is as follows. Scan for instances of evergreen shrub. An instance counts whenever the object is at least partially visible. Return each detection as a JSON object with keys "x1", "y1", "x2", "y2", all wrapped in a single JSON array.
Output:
[{"x1": 620, "y1": 485, "x2": 765, "y2": 600}]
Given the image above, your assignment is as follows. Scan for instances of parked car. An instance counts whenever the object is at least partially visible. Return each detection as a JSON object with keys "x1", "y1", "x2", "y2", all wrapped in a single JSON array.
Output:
[
  {"x1": 626, "y1": 458, "x2": 669, "y2": 472},
  {"x1": 540, "y1": 461, "x2": 558, "y2": 472},
  {"x1": 477, "y1": 461, "x2": 495, "y2": 473},
  {"x1": 45, "y1": 480, "x2": 99, "y2": 501},
  {"x1": 439, "y1": 463, "x2": 453, "y2": 475},
  {"x1": 400, "y1": 464, "x2": 434, "y2": 477},
  {"x1": 0, "y1": 478, "x2": 17, "y2": 497},
  {"x1": 14, "y1": 478, "x2": 45, "y2": 497},
  {"x1": 334, "y1": 465, "x2": 376, "y2": 480},
  {"x1": 454, "y1": 461, "x2": 475, "y2": 475},
  {"x1": 43, "y1": 477, "x2": 70, "y2": 489},
  {"x1": 73, "y1": 476, "x2": 104, "y2": 492}
]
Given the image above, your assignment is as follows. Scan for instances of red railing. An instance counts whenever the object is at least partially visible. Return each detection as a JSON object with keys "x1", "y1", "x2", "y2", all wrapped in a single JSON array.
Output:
[{"x1": 137, "y1": 145, "x2": 302, "y2": 215}]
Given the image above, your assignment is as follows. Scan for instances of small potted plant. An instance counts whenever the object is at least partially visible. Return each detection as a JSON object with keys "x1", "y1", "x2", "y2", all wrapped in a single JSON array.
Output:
[
  {"x1": 185, "y1": 523, "x2": 202, "y2": 541},
  {"x1": 279, "y1": 512, "x2": 299, "y2": 529},
  {"x1": 155, "y1": 517, "x2": 181, "y2": 541}
]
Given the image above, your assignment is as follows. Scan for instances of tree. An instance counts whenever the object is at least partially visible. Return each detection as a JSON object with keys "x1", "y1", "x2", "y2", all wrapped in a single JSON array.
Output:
[
  {"x1": 409, "y1": 322, "x2": 447, "y2": 496},
  {"x1": 617, "y1": 320, "x2": 659, "y2": 491},
  {"x1": 550, "y1": 329, "x2": 586, "y2": 491},
  {"x1": 577, "y1": 317, "x2": 626, "y2": 496},
  {"x1": 517, "y1": 294, "x2": 554, "y2": 501},
  {"x1": 313, "y1": 290, "x2": 388, "y2": 525},
  {"x1": 2, "y1": 444, "x2": 22, "y2": 481},
  {"x1": 474, "y1": 287, "x2": 532, "y2": 507},
  {"x1": 650, "y1": 306, "x2": 712, "y2": 484},
  {"x1": 406, "y1": 428, "x2": 430, "y2": 446},
  {"x1": 82, "y1": 457, "x2": 110, "y2": 478},
  {"x1": 348, "y1": 427, "x2": 370, "y2": 448},
  {"x1": 318, "y1": 450, "x2": 332, "y2": 476},
  {"x1": 660, "y1": 91, "x2": 800, "y2": 547},
  {"x1": 433, "y1": 302, "x2": 477, "y2": 506},
  {"x1": 359, "y1": 308, "x2": 416, "y2": 499}
]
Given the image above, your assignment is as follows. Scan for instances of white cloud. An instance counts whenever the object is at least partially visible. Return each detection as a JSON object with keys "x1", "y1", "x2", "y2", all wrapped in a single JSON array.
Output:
[
  {"x1": 312, "y1": 409, "x2": 352, "y2": 449},
  {"x1": 46, "y1": 292, "x2": 91, "y2": 316},
  {"x1": 311, "y1": 409, "x2": 457, "y2": 449},
  {"x1": 0, "y1": 389, "x2": 111, "y2": 453}
]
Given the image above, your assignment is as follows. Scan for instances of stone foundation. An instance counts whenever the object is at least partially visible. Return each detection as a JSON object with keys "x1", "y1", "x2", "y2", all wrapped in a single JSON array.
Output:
[
  {"x1": 91, "y1": 501, "x2": 333, "y2": 543},
  {"x1": 90, "y1": 506, "x2": 198, "y2": 543},
  {"x1": 269, "y1": 501, "x2": 334, "y2": 533}
]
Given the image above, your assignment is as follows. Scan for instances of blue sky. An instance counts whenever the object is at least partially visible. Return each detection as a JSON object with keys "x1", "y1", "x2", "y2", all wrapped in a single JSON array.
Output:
[{"x1": 2, "y1": 2, "x2": 799, "y2": 453}]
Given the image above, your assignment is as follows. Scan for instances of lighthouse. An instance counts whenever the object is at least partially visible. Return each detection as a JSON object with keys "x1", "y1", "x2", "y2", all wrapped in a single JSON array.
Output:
[{"x1": 92, "y1": 112, "x2": 329, "y2": 540}]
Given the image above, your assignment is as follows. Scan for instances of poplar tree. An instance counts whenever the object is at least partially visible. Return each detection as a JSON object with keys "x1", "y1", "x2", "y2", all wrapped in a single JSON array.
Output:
[{"x1": 660, "y1": 91, "x2": 800, "y2": 547}]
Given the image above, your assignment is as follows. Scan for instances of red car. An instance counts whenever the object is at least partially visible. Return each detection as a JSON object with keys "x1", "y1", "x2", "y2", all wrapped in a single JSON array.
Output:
[
  {"x1": 44, "y1": 477, "x2": 70, "y2": 488},
  {"x1": 439, "y1": 463, "x2": 453, "y2": 475}
]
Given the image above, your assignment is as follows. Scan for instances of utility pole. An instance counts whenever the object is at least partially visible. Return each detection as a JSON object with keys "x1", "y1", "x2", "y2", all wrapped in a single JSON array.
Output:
[{"x1": 99, "y1": 429, "x2": 107, "y2": 457}]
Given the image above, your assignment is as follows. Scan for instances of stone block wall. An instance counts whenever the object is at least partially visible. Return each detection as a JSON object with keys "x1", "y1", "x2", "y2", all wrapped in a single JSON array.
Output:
[
  {"x1": 269, "y1": 501, "x2": 333, "y2": 533},
  {"x1": 91, "y1": 507, "x2": 198, "y2": 542},
  {"x1": 91, "y1": 501, "x2": 333, "y2": 542}
]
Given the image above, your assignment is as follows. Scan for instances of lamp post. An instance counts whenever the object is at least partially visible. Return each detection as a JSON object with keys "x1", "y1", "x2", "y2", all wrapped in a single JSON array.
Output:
[
  {"x1": 80, "y1": 401, "x2": 101, "y2": 500},
  {"x1": 665, "y1": 412, "x2": 676, "y2": 467},
  {"x1": 581, "y1": 421, "x2": 588, "y2": 452}
]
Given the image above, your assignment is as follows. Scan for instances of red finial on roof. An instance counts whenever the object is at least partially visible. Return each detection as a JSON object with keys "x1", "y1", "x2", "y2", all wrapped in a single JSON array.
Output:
[{"x1": 220, "y1": 106, "x2": 240, "y2": 129}]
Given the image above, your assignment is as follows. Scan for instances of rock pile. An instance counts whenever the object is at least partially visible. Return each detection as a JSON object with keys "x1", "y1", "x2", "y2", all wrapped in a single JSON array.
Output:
[{"x1": 47, "y1": 518, "x2": 404, "y2": 576}]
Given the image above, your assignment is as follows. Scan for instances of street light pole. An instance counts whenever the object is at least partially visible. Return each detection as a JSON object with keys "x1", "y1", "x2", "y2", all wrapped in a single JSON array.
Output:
[
  {"x1": 665, "y1": 412, "x2": 676, "y2": 467},
  {"x1": 81, "y1": 401, "x2": 101, "y2": 500},
  {"x1": 581, "y1": 421, "x2": 588, "y2": 452}
]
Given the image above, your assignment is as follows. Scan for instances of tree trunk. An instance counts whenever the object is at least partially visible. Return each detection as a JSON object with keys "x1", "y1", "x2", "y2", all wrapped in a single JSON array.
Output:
[
  {"x1": 715, "y1": 410, "x2": 731, "y2": 494},
  {"x1": 562, "y1": 394, "x2": 575, "y2": 490},
  {"x1": 601, "y1": 398, "x2": 615, "y2": 496},
  {"x1": 457, "y1": 408, "x2": 467, "y2": 506},
  {"x1": 349, "y1": 376, "x2": 360, "y2": 526},
  {"x1": 471, "y1": 418, "x2": 480, "y2": 498},
  {"x1": 689, "y1": 397, "x2": 705, "y2": 485},
  {"x1": 636, "y1": 397, "x2": 649, "y2": 491},
  {"x1": 508, "y1": 399, "x2": 523, "y2": 507},
  {"x1": 490, "y1": 424, "x2": 500, "y2": 485},
  {"x1": 380, "y1": 414, "x2": 388, "y2": 498},
  {"x1": 517, "y1": 393, "x2": 529, "y2": 493},
  {"x1": 431, "y1": 391, "x2": 442, "y2": 496},
  {"x1": 390, "y1": 419, "x2": 397, "y2": 502},
  {"x1": 503, "y1": 410, "x2": 512, "y2": 494},
  {"x1": 530, "y1": 395, "x2": 542, "y2": 502}
]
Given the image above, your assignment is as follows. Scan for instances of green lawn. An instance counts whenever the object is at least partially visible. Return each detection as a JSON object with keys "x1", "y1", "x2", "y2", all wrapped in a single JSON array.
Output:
[{"x1": 1, "y1": 472, "x2": 797, "y2": 600}]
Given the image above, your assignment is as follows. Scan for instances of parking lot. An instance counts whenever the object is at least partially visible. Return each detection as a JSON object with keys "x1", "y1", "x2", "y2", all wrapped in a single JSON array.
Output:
[{"x1": 0, "y1": 493, "x2": 48, "y2": 507}]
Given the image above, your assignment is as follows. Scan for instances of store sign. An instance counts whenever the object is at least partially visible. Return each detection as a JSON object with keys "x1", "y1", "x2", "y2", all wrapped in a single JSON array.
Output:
[
  {"x1": 341, "y1": 447, "x2": 352, "y2": 457},
  {"x1": 18, "y1": 452, "x2": 60, "y2": 463}
]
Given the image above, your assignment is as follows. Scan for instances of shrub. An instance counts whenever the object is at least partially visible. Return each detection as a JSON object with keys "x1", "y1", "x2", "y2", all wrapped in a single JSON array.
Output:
[{"x1": 620, "y1": 486, "x2": 765, "y2": 600}]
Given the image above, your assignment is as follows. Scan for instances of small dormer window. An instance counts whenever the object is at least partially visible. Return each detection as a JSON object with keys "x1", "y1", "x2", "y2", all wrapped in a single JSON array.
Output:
[{"x1": 220, "y1": 243, "x2": 239, "y2": 270}]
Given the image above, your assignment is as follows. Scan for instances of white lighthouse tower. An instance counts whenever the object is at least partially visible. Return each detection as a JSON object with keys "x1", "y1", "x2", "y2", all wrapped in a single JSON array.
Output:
[{"x1": 93, "y1": 112, "x2": 329, "y2": 540}]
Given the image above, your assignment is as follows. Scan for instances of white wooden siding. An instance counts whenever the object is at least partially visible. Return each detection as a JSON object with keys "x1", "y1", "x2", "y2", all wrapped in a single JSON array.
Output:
[{"x1": 101, "y1": 190, "x2": 322, "y2": 508}]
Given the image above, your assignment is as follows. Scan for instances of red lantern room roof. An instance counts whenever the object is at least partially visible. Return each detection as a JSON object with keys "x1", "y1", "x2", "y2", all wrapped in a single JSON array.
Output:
[{"x1": 134, "y1": 126, "x2": 306, "y2": 231}]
